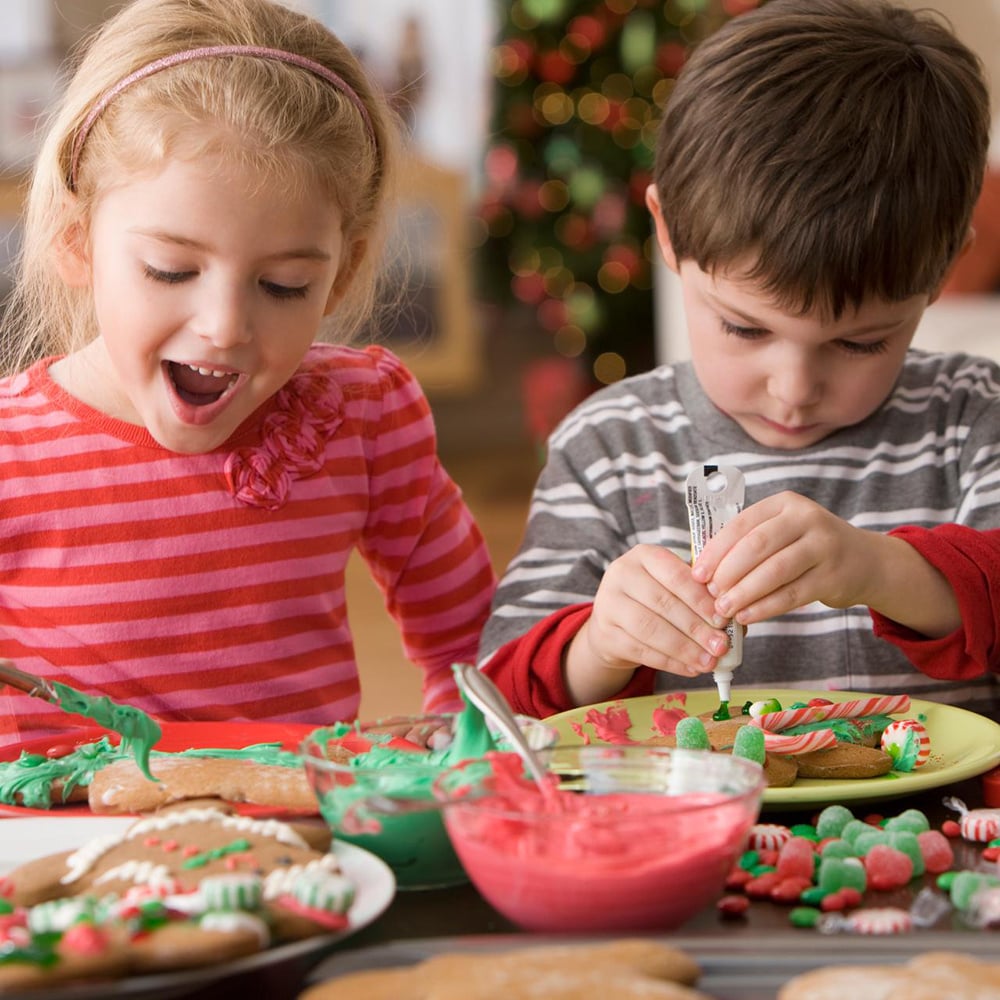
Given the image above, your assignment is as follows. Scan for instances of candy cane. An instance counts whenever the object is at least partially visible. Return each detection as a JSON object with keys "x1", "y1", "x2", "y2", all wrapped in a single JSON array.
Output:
[
  {"x1": 752, "y1": 706, "x2": 826, "y2": 732},
  {"x1": 761, "y1": 729, "x2": 838, "y2": 754},
  {"x1": 817, "y1": 695, "x2": 910, "y2": 722},
  {"x1": 753, "y1": 695, "x2": 910, "y2": 732}
]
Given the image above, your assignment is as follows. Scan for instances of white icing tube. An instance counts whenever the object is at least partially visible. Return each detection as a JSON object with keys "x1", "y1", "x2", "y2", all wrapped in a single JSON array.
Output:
[{"x1": 685, "y1": 464, "x2": 746, "y2": 703}]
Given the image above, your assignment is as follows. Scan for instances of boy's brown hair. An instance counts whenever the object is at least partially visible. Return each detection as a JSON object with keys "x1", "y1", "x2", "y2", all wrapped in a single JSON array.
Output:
[{"x1": 654, "y1": 0, "x2": 991, "y2": 318}]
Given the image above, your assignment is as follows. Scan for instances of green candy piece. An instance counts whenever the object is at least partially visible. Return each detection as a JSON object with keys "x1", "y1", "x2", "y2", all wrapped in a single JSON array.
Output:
[
  {"x1": 815, "y1": 804, "x2": 854, "y2": 840},
  {"x1": 789, "y1": 823, "x2": 819, "y2": 841},
  {"x1": 789, "y1": 906, "x2": 822, "y2": 928},
  {"x1": 732, "y1": 724, "x2": 765, "y2": 765},
  {"x1": 839, "y1": 819, "x2": 872, "y2": 848},
  {"x1": 738, "y1": 850, "x2": 759, "y2": 871},
  {"x1": 883, "y1": 808, "x2": 930, "y2": 834},
  {"x1": 819, "y1": 839, "x2": 855, "y2": 859},
  {"x1": 799, "y1": 886, "x2": 828, "y2": 906},
  {"x1": 888, "y1": 830, "x2": 925, "y2": 878},
  {"x1": 950, "y1": 871, "x2": 1000, "y2": 911},
  {"x1": 853, "y1": 830, "x2": 890, "y2": 855},
  {"x1": 675, "y1": 716, "x2": 711, "y2": 750},
  {"x1": 818, "y1": 856, "x2": 867, "y2": 894}
]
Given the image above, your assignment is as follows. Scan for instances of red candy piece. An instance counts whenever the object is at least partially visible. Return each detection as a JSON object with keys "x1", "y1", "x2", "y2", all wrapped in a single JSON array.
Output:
[
  {"x1": 45, "y1": 744, "x2": 76, "y2": 759},
  {"x1": 770, "y1": 876, "x2": 812, "y2": 904},
  {"x1": 775, "y1": 837, "x2": 816, "y2": 881},
  {"x1": 724, "y1": 867, "x2": 752, "y2": 891},
  {"x1": 744, "y1": 871, "x2": 783, "y2": 899},
  {"x1": 941, "y1": 819, "x2": 961, "y2": 839},
  {"x1": 864, "y1": 845, "x2": 913, "y2": 890},
  {"x1": 717, "y1": 895, "x2": 750, "y2": 918},
  {"x1": 821, "y1": 887, "x2": 863, "y2": 912},
  {"x1": 60, "y1": 924, "x2": 109, "y2": 957},
  {"x1": 916, "y1": 829, "x2": 955, "y2": 874}
]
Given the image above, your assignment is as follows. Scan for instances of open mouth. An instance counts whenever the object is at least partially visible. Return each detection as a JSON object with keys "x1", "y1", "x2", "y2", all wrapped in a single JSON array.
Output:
[{"x1": 165, "y1": 361, "x2": 239, "y2": 406}]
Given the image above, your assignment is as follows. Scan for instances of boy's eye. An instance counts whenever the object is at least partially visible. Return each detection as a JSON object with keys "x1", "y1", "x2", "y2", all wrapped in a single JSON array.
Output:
[
  {"x1": 260, "y1": 280, "x2": 309, "y2": 300},
  {"x1": 720, "y1": 317, "x2": 766, "y2": 339},
  {"x1": 144, "y1": 264, "x2": 193, "y2": 284},
  {"x1": 837, "y1": 339, "x2": 889, "y2": 356}
]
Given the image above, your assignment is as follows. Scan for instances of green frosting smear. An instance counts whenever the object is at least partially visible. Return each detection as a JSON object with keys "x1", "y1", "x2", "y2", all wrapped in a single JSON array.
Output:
[
  {"x1": 51, "y1": 682, "x2": 162, "y2": 782},
  {"x1": 0, "y1": 739, "x2": 302, "y2": 809}
]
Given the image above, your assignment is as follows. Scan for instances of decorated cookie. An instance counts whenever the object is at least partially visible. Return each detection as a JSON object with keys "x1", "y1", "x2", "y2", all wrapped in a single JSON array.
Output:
[
  {"x1": 89, "y1": 754, "x2": 316, "y2": 814},
  {"x1": 0, "y1": 805, "x2": 355, "y2": 989},
  {"x1": 300, "y1": 939, "x2": 708, "y2": 1000}
]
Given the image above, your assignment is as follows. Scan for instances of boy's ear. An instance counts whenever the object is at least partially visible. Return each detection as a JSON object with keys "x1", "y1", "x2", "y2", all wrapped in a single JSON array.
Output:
[
  {"x1": 324, "y1": 238, "x2": 368, "y2": 315},
  {"x1": 645, "y1": 183, "x2": 679, "y2": 274},
  {"x1": 54, "y1": 221, "x2": 91, "y2": 288}
]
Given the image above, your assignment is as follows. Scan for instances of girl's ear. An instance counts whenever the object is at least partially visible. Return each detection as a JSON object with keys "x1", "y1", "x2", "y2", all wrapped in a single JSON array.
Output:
[
  {"x1": 323, "y1": 238, "x2": 367, "y2": 316},
  {"x1": 54, "y1": 220, "x2": 91, "y2": 288},
  {"x1": 645, "y1": 183, "x2": 679, "y2": 274}
]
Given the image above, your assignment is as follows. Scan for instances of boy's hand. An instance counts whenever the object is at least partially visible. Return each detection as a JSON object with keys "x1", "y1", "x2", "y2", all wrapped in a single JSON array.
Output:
[
  {"x1": 564, "y1": 544, "x2": 730, "y2": 706},
  {"x1": 690, "y1": 492, "x2": 959, "y2": 637}
]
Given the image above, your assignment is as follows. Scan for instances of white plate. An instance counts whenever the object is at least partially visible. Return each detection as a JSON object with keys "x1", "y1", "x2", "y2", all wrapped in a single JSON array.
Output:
[{"x1": 0, "y1": 818, "x2": 395, "y2": 998}]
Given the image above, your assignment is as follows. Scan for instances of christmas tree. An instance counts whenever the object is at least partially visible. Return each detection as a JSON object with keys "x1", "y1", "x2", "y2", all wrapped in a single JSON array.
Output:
[{"x1": 476, "y1": 0, "x2": 759, "y2": 392}]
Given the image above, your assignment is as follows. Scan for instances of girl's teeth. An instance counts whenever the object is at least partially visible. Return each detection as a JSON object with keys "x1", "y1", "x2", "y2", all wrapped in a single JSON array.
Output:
[{"x1": 188, "y1": 365, "x2": 228, "y2": 378}]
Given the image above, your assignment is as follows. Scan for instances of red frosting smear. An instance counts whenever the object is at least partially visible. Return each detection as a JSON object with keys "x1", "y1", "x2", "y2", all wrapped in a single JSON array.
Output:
[
  {"x1": 583, "y1": 705, "x2": 636, "y2": 744},
  {"x1": 651, "y1": 707, "x2": 690, "y2": 737},
  {"x1": 276, "y1": 896, "x2": 349, "y2": 932}
]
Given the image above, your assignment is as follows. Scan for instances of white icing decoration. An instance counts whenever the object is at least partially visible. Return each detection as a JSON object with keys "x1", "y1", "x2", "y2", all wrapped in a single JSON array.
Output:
[
  {"x1": 28, "y1": 896, "x2": 106, "y2": 934},
  {"x1": 94, "y1": 860, "x2": 173, "y2": 888},
  {"x1": 62, "y1": 807, "x2": 310, "y2": 883},
  {"x1": 199, "y1": 911, "x2": 271, "y2": 947},
  {"x1": 262, "y1": 855, "x2": 340, "y2": 899}
]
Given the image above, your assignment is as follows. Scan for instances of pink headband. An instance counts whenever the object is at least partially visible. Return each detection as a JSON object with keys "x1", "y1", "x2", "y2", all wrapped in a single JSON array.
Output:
[{"x1": 68, "y1": 44, "x2": 376, "y2": 191}]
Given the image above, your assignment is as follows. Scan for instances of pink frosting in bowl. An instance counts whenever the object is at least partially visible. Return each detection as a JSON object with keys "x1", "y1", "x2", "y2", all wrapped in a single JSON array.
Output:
[{"x1": 433, "y1": 746, "x2": 766, "y2": 932}]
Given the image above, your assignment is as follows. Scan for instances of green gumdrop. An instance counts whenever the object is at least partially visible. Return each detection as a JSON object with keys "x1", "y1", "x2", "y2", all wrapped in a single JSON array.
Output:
[
  {"x1": 888, "y1": 830, "x2": 925, "y2": 878},
  {"x1": 950, "y1": 870, "x2": 1000, "y2": 911},
  {"x1": 853, "y1": 830, "x2": 891, "y2": 855},
  {"x1": 675, "y1": 716, "x2": 711, "y2": 750},
  {"x1": 839, "y1": 819, "x2": 872, "y2": 849},
  {"x1": 815, "y1": 804, "x2": 854, "y2": 840},
  {"x1": 818, "y1": 856, "x2": 867, "y2": 894},
  {"x1": 732, "y1": 724, "x2": 766, "y2": 764},
  {"x1": 883, "y1": 808, "x2": 930, "y2": 834},
  {"x1": 819, "y1": 839, "x2": 855, "y2": 859}
]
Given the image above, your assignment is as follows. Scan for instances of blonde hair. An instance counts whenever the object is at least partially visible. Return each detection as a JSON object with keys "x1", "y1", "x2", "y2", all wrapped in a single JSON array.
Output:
[{"x1": 2, "y1": 0, "x2": 400, "y2": 375}]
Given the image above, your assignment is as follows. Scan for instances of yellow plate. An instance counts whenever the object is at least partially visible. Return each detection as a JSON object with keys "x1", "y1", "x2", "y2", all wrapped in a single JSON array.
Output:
[{"x1": 545, "y1": 688, "x2": 1000, "y2": 809}]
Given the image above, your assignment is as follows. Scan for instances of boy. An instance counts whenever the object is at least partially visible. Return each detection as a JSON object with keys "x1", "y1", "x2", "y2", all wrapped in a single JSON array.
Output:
[{"x1": 479, "y1": 0, "x2": 1000, "y2": 719}]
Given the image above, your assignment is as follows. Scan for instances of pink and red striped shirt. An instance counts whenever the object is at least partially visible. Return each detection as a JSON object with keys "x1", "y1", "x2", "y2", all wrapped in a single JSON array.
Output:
[{"x1": 0, "y1": 344, "x2": 495, "y2": 747}]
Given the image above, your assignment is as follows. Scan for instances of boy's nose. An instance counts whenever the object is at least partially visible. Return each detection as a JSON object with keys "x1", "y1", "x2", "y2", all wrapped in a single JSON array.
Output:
[{"x1": 767, "y1": 354, "x2": 822, "y2": 407}]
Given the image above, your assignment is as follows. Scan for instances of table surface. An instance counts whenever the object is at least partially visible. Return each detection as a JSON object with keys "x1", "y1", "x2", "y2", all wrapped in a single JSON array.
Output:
[{"x1": 294, "y1": 774, "x2": 999, "y2": 1000}]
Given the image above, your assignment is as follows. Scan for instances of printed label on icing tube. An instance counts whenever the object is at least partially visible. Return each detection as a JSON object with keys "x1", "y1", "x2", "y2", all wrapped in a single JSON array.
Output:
[{"x1": 685, "y1": 465, "x2": 746, "y2": 706}]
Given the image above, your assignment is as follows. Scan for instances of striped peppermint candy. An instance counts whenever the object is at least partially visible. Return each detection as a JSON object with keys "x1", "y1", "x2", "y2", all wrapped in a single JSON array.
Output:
[
  {"x1": 761, "y1": 729, "x2": 838, "y2": 754},
  {"x1": 880, "y1": 719, "x2": 931, "y2": 768},
  {"x1": 960, "y1": 809, "x2": 1000, "y2": 843},
  {"x1": 845, "y1": 907, "x2": 912, "y2": 934},
  {"x1": 747, "y1": 823, "x2": 792, "y2": 852}
]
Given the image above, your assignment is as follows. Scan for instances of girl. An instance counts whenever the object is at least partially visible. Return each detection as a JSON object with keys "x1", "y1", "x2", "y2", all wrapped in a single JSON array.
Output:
[{"x1": 0, "y1": 0, "x2": 496, "y2": 746}]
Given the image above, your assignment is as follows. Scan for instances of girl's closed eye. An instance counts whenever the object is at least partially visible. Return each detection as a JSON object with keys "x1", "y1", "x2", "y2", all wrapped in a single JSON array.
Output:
[
  {"x1": 144, "y1": 264, "x2": 194, "y2": 284},
  {"x1": 260, "y1": 279, "x2": 309, "y2": 300}
]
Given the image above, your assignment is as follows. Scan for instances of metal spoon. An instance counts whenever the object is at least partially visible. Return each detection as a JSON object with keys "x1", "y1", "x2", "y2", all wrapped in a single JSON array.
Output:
[{"x1": 454, "y1": 662, "x2": 561, "y2": 807}]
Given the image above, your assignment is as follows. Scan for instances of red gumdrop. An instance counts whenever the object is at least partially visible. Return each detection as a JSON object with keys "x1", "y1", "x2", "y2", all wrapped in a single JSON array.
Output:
[
  {"x1": 864, "y1": 844, "x2": 914, "y2": 890},
  {"x1": 757, "y1": 848, "x2": 779, "y2": 867},
  {"x1": 916, "y1": 830, "x2": 955, "y2": 874},
  {"x1": 775, "y1": 837, "x2": 817, "y2": 881}
]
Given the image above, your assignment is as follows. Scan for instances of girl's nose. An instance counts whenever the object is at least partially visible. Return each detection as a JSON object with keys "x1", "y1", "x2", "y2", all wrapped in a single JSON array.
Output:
[{"x1": 196, "y1": 287, "x2": 253, "y2": 348}]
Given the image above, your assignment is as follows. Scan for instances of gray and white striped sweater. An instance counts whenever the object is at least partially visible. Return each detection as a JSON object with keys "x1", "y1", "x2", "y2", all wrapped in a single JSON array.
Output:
[{"x1": 480, "y1": 350, "x2": 1000, "y2": 717}]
